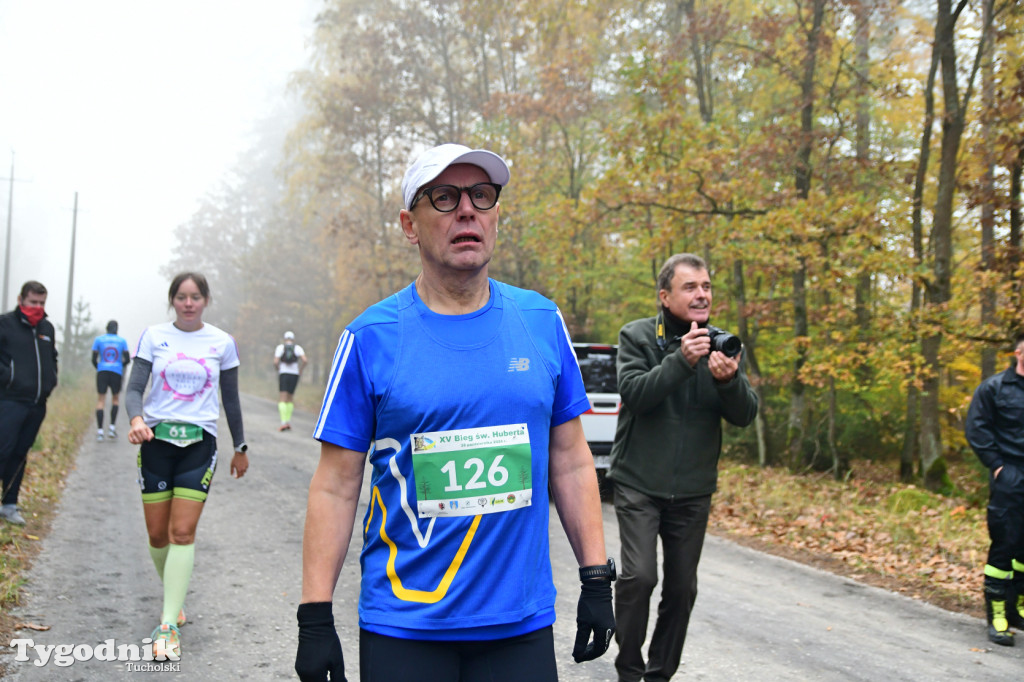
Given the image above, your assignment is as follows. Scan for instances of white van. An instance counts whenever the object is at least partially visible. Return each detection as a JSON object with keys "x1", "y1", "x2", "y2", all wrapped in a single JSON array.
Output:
[{"x1": 573, "y1": 343, "x2": 620, "y2": 476}]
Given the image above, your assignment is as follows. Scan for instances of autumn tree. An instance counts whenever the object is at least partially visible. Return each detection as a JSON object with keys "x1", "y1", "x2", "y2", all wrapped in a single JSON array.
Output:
[{"x1": 917, "y1": 0, "x2": 995, "y2": 491}]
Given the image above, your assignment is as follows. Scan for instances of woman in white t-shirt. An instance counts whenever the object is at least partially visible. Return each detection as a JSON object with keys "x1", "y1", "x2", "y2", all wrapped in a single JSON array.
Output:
[{"x1": 126, "y1": 272, "x2": 249, "y2": 659}]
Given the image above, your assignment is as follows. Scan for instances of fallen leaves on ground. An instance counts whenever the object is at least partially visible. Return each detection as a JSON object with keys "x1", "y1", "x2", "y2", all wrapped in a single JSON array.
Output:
[{"x1": 709, "y1": 459, "x2": 985, "y2": 617}]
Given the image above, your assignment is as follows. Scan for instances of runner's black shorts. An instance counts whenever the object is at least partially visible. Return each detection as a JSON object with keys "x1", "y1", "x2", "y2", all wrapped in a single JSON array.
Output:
[
  {"x1": 137, "y1": 428, "x2": 218, "y2": 503},
  {"x1": 358, "y1": 625, "x2": 557, "y2": 682},
  {"x1": 279, "y1": 373, "x2": 300, "y2": 394},
  {"x1": 96, "y1": 370, "x2": 123, "y2": 395}
]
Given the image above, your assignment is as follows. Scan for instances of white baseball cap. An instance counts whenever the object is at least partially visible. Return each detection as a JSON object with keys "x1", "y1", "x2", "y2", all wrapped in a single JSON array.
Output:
[
  {"x1": 284, "y1": 331, "x2": 295, "y2": 340},
  {"x1": 402, "y1": 143, "x2": 511, "y2": 210}
]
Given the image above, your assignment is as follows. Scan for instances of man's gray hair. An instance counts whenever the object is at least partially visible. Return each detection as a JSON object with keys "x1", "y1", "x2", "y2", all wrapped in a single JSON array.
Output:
[{"x1": 657, "y1": 253, "x2": 707, "y2": 293}]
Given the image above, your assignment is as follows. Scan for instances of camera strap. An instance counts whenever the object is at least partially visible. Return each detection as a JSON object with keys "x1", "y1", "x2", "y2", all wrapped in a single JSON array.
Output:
[{"x1": 655, "y1": 312, "x2": 683, "y2": 351}]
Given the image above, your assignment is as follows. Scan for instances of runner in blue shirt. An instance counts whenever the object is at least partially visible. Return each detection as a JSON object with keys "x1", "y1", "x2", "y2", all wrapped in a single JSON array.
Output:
[
  {"x1": 295, "y1": 144, "x2": 616, "y2": 682},
  {"x1": 91, "y1": 320, "x2": 130, "y2": 441}
]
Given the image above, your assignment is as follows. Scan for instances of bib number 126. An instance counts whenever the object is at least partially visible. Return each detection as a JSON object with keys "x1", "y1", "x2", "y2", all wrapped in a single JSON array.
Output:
[{"x1": 440, "y1": 455, "x2": 509, "y2": 492}]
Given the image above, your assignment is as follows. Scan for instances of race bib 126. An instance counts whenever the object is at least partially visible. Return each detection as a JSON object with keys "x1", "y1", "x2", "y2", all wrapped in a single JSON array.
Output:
[{"x1": 410, "y1": 424, "x2": 533, "y2": 518}]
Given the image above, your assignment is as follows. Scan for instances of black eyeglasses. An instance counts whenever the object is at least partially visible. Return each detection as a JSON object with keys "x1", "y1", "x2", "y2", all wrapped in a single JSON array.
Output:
[{"x1": 411, "y1": 183, "x2": 502, "y2": 213}]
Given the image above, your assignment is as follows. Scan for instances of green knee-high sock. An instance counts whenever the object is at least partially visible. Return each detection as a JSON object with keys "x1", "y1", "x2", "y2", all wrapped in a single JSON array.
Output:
[
  {"x1": 161, "y1": 543, "x2": 195, "y2": 625},
  {"x1": 278, "y1": 402, "x2": 287, "y2": 423},
  {"x1": 149, "y1": 544, "x2": 170, "y2": 581},
  {"x1": 284, "y1": 402, "x2": 295, "y2": 423}
]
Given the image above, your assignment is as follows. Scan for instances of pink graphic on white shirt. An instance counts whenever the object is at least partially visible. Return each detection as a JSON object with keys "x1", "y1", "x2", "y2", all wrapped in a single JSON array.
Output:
[{"x1": 160, "y1": 353, "x2": 213, "y2": 401}]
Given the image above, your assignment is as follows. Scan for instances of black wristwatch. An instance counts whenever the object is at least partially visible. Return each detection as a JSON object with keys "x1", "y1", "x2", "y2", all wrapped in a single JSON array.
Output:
[
  {"x1": 236, "y1": 443, "x2": 248, "y2": 454},
  {"x1": 579, "y1": 558, "x2": 616, "y2": 582}
]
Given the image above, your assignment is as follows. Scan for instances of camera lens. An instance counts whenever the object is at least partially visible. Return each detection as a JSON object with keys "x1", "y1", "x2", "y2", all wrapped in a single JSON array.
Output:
[
  {"x1": 713, "y1": 334, "x2": 742, "y2": 358},
  {"x1": 707, "y1": 327, "x2": 742, "y2": 358}
]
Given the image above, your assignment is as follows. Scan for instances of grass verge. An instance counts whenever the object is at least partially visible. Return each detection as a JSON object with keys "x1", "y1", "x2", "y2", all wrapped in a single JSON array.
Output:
[
  {"x1": 710, "y1": 458, "x2": 988, "y2": 618},
  {"x1": 0, "y1": 373, "x2": 92, "y2": 674}
]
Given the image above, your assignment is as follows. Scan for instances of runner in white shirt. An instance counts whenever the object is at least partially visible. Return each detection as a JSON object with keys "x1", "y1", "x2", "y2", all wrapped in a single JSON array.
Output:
[
  {"x1": 126, "y1": 272, "x2": 249, "y2": 660},
  {"x1": 273, "y1": 330, "x2": 307, "y2": 431}
]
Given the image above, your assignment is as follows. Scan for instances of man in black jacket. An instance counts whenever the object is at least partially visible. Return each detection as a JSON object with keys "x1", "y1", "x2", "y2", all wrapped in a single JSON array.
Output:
[
  {"x1": 965, "y1": 331, "x2": 1024, "y2": 647},
  {"x1": 608, "y1": 254, "x2": 758, "y2": 682},
  {"x1": 0, "y1": 281, "x2": 59, "y2": 525}
]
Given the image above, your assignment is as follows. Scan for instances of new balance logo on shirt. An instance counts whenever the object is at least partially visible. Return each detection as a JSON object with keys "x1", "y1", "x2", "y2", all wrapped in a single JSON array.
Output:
[{"x1": 508, "y1": 358, "x2": 530, "y2": 372}]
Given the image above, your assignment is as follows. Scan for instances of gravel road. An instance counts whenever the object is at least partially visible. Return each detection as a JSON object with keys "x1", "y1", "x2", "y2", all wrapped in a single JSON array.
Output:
[{"x1": 3, "y1": 393, "x2": 1022, "y2": 680}]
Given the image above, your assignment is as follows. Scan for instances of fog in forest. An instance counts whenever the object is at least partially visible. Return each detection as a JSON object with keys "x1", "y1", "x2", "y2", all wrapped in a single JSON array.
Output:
[{"x1": 0, "y1": 0, "x2": 319, "y2": 379}]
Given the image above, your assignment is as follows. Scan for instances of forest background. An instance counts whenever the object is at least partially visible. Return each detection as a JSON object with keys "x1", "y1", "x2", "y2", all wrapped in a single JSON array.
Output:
[{"x1": 137, "y1": 0, "x2": 1023, "y2": 493}]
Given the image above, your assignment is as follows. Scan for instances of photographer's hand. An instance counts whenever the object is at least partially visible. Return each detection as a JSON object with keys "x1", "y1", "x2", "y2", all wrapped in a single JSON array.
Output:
[
  {"x1": 709, "y1": 350, "x2": 740, "y2": 382},
  {"x1": 680, "y1": 321, "x2": 710, "y2": 367}
]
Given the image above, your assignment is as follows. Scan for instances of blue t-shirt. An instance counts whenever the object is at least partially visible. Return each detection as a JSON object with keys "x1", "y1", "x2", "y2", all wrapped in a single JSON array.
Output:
[
  {"x1": 314, "y1": 279, "x2": 589, "y2": 641},
  {"x1": 91, "y1": 333, "x2": 129, "y2": 375}
]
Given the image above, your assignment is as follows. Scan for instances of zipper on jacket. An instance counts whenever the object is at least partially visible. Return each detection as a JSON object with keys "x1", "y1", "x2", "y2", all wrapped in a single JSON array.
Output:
[{"x1": 33, "y1": 332, "x2": 41, "y2": 403}]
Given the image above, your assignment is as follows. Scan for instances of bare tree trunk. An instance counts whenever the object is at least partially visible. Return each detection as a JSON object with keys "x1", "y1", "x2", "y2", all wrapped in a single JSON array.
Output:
[
  {"x1": 901, "y1": 6, "x2": 941, "y2": 483},
  {"x1": 1011, "y1": 142, "x2": 1024, "y2": 299},
  {"x1": 682, "y1": 0, "x2": 713, "y2": 123},
  {"x1": 734, "y1": 258, "x2": 769, "y2": 466},
  {"x1": 920, "y1": 2, "x2": 960, "y2": 491},
  {"x1": 828, "y1": 376, "x2": 845, "y2": 479},
  {"x1": 1013, "y1": 144, "x2": 1024, "y2": 250},
  {"x1": 900, "y1": 384, "x2": 919, "y2": 481},
  {"x1": 853, "y1": 0, "x2": 872, "y2": 337},
  {"x1": 980, "y1": 0, "x2": 996, "y2": 378},
  {"x1": 787, "y1": 261, "x2": 808, "y2": 469},
  {"x1": 851, "y1": 0, "x2": 874, "y2": 473},
  {"x1": 919, "y1": 0, "x2": 993, "y2": 491},
  {"x1": 786, "y1": 0, "x2": 825, "y2": 469}
]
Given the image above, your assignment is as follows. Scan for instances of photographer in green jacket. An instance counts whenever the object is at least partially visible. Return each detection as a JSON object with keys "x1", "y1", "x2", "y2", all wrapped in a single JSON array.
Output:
[{"x1": 608, "y1": 253, "x2": 758, "y2": 682}]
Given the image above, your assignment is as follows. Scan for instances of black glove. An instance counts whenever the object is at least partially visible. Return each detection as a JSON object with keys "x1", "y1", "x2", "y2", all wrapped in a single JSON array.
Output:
[
  {"x1": 295, "y1": 601, "x2": 347, "y2": 682},
  {"x1": 572, "y1": 579, "x2": 615, "y2": 663}
]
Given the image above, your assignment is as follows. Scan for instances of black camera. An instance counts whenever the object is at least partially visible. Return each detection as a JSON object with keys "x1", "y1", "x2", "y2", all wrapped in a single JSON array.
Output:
[{"x1": 706, "y1": 325, "x2": 742, "y2": 358}]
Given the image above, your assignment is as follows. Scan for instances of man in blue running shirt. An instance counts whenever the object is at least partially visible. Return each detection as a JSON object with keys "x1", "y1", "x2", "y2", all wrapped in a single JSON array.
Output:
[
  {"x1": 91, "y1": 320, "x2": 130, "y2": 441},
  {"x1": 295, "y1": 144, "x2": 616, "y2": 682}
]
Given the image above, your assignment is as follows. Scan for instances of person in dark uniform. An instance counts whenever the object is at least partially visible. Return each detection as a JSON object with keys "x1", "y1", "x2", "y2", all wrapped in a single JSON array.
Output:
[{"x1": 966, "y1": 331, "x2": 1024, "y2": 646}]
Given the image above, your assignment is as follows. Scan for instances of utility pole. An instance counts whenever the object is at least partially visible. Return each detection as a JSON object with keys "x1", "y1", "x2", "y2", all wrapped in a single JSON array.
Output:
[
  {"x1": 64, "y1": 191, "x2": 78, "y2": 354},
  {"x1": 2, "y1": 151, "x2": 13, "y2": 311}
]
